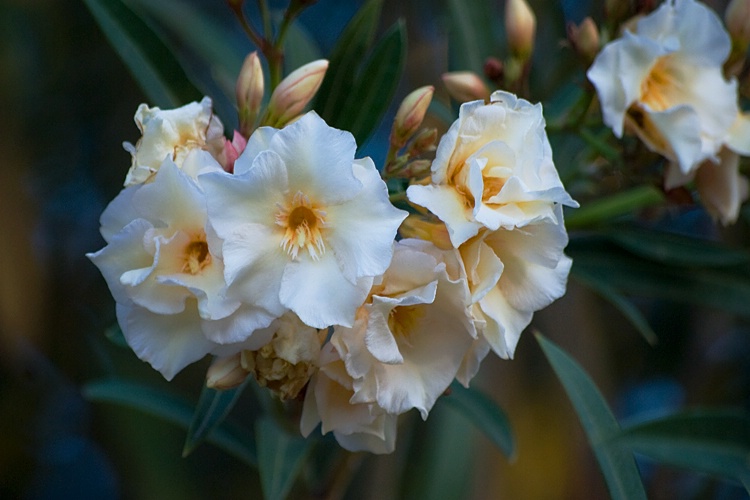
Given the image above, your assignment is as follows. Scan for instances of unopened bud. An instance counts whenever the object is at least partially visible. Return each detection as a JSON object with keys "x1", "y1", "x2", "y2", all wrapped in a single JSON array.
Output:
[
  {"x1": 726, "y1": 0, "x2": 750, "y2": 47},
  {"x1": 264, "y1": 59, "x2": 328, "y2": 127},
  {"x1": 206, "y1": 353, "x2": 249, "y2": 390},
  {"x1": 236, "y1": 51, "x2": 265, "y2": 137},
  {"x1": 399, "y1": 216, "x2": 453, "y2": 250},
  {"x1": 567, "y1": 17, "x2": 600, "y2": 63},
  {"x1": 483, "y1": 57, "x2": 504, "y2": 83},
  {"x1": 442, "y1": 72, "x2": 491, "y2": 103},
  {"x1": 505, "y1": 0, "x2": 536, "y2": 60},
  {"x1": 390, "y1": 86, "x2": 434, "y2": 150},
  {"x1": 407, "y1": 128, "x2": 438, "y2": 157}
]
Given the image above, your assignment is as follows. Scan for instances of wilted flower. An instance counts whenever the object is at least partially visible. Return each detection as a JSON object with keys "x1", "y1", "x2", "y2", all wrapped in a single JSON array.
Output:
[
  {"x1": 407, "y1": 91, "x2": 577, "y2": 248},
  {"x1": 123, "y1": 97, "x2": 226, "y2": 186},
  {"x1": 201, "y1": 111, "x2": 407, "y2": 330},
  {"x1": 587, "y1": 0, "x2": 750, "y2": 223},
  {"x1": 331, "y1": 239, "x2": 476, "y2": 418},
  {"x1": 88, "y1": 154, "x2": 276, "y2": 379}
]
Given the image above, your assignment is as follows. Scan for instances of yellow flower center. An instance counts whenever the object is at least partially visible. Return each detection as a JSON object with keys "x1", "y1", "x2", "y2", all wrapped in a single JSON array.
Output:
[
  {"x1": 182, "y1": 237, "x2": 211, "y2": 275},
  {"x1": 388, "y1": 304, "x2": 425, "y2": 340},
  {"x1": 276, "y1": 191, "x2": 327, "y2": 260},
  {"x1": 640, "y1": 56, "x2": 679, "y2": 112}
]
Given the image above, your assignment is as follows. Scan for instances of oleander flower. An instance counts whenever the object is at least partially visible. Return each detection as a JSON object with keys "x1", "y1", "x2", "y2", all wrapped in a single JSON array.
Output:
[
  {"x1": 301, "y1": 343, "x2": 398, "y2": 454},
  {"x1": 587, "y1": 0, "x2": 750, "y2": 223},
  {"x1": 201, "y1": 112, "x2": 407, "y2": 330},
  {"x1": 331, "y1": 239, "x2": 476, "y2": 418},
  {"x1": 460, "y1": 205, "x2": 572, "y2": 361},
  {"x1": 124, "y1": 97, "x2": 226, "y2": 186},
  {"x1": 88, "y1": 152, "x2": 275, "y2": 379},
  {"x1": 407, "y1": 90, "x2": 577, "y2": 248}
]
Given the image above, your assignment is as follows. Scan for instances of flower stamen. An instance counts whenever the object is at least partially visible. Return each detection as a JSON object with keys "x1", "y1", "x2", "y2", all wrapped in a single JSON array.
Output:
[
  {"x1": 182, "y1": 237, "x2": 211, "y2": 275},
  {"x1": 276, "y1": 191, "x2": 327, "y2": 260}
]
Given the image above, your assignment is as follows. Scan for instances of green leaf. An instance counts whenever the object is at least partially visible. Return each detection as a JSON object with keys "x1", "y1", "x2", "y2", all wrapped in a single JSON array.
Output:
[
  {"x1": 83, "y1": 378, "x2": 256, "y2": 466},
  {"x1": 536, "y1": 333, "x2": 647, "y2": 500},
  {"x1": 573, "y1": 274, "x2": 658, "y2": 346},
  {"x1": 399, "y1": 403, "x2": 476, "y2": 500},
  {"x1": 338, "y1": 20, "x2": 407, "y2": 146},
  {"x1": 283, "y1": 21, "x2": 323, "y2": 75},
  {"x1": 440, "y1": 381, "x2": 515, "y2": 458},
  {"x1": 445, "y1": 0, "x2": 497, "y2": 73},
  {"x1": 123, "y1": 0, "x2": 246, "y2": 124},
  {"x1": 256, "y1": 416, "x2": 311, "y2": 500},
  {"x1": 613, "y1": 410, "x2": 750, "y2": 483},
  {"x1": 183, "y1": 380, "x2": 248, "y2": 457},
  {"x1": 565, "y1": 185, "x2": 664, "y2": 230},
  {"x1": 83, "y1": 0, "x2": 202, "y2": 108},
  {"x1": 314, "y1": 0, "x2": 383, "y2": 125},
  {"x1": 603, "y1": 226, "x2": 750, "y2": 268},
  {"x1": 568, "y1": 237, "x2": 750, "y2": 318}
]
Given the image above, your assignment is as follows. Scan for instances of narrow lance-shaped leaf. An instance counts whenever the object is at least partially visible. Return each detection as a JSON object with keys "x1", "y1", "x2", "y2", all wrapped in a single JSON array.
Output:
[
  {"x1": 183, "y1": 379, "x2": 249, "y2": 457},
  {"x1": 564, "y1": 185, "x2": 664, "y2": 230},
  {"x1": 314, "y1": 0, "x2": 383, "y2": 124},
  {"x1": 602, "y1": 226, "x2": 750, "y2": 268},
  {"x1": 572, "y1": 272, "x2": 658, "y2": 346},
  {"x1": 82, "y1": 0, "x2": 202, "y2": 108},
  {"x1": 339, "y1": 20, "x2": 407, "y2": 147},
  {"x1": 256, "y1": 416, "x2": 312, "y2": 500},
  {"x1": 83, "y1": 378, "x2": 257, "y2": 466},
  {"x1": 535, "y1": 333, "x2": 647, "y2": 500},
  {"x1": 612, "y1": 410, "x2": 750, "y2": 485},
  {"x1": 440, "y1": 380, "x2": 515, "y2": 458}
]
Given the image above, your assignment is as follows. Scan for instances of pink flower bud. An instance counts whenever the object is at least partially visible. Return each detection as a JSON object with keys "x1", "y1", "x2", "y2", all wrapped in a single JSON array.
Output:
[
  {"x1": 390, "y1": 86, "x2": 434, "y2": 149},
  {"x1": 265, "y1": 59, "x2": 329, "y2": 127},
  {"x1": 236, "y1": 51, "x2": 265, "y2": 137},
  {"x1": 221, "y1": 130, "x2": 249, "y2": 173},
  {"x1": 441, "y1": 72, "x2": 490, "y2": 103},
  {"x1": 505, "y1": 0, "x2": 536, "y2": 60},
  {"x1": 407, "y1": 127, "x2": 438, "y2": 157},
  {"x1": 567, "y1": 17, "x2": 600, "y2": 63}
]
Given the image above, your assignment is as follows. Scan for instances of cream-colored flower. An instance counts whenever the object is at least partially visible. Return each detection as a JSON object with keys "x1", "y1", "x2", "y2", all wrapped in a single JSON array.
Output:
[
  {"x1": 407, "y1": 91, "x2": 577, "y2": 248},
  {"x1": 301, "y1": 343, "x2": 398, "y2": 454},
  {"x1": 124, "y1": 97, "x2": 226, "y2": 186},
  {"x1": 331, "y1": 239, "x2": 476, "y2": 418},
  {"x1": 201, "y1": 112, "x2": 407, "y2": 329},
  {"x1": 587, "y1": 0, "x2": 750, "y2": 223},
  {"x1": 460, "y1": 205, "x2": 572, "y2": 362},
  {"x1": 88, "y1": 153, "x2": 275, "y2": 379}
]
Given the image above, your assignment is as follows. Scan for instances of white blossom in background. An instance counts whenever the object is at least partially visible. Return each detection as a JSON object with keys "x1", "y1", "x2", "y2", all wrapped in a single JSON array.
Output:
[
  {"x1": 407, "y1": 91, "x2": 577, "y2": 248},
  {"x1": 123, "y1": 97, "x2": 226, "y2": 186},
  {"x1": 301, "y1": 343, "x2": 398, "y2": 454},
  {"x1": 332, "y1": 239, "x2": 476, "y2": 418},
  {"x1": 88, "y1": 154, "x2": 275, "y2": 379},
  {"x1": 587, "y1": 0, "x2": 750, "y2": 224},
  {"x1": 201, "y1": 111, "x2": 407, "y2": 330}
]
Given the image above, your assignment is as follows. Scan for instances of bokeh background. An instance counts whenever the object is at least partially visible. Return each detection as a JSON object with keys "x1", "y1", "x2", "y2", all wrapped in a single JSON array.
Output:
[{"x1": 1, "y1": 0, "x2": 748, "y2": 498}]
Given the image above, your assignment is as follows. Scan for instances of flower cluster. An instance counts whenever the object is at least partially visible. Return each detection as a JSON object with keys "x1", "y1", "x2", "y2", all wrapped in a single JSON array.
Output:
[
  {"x1": 587, "y1": 0, "x2": 750, "y2": 224},
  {"x1": 88, "y1": 64, "x2": 576, "y2": 452}
]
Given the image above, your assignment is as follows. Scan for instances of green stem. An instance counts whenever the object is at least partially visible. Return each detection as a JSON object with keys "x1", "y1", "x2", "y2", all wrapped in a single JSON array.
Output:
[
  {"x1": 565, "y1": 185, "x2": 664, "y2": 230},
  {"x1": 258, "y1": 0, "x2": 272, "y2": 39}
]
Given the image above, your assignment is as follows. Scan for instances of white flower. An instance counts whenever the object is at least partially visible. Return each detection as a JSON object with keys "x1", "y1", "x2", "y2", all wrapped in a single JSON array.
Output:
[
  {"x1": 301, "y1": 343, "x2": 398, "y2": 454},
  {"x1": 407, "y1": 91, "x2": 577, "y2": 248},
  {"x1": 331, "y1": 239, "x2": 476, "y2": 418},
  {"x1": 88, "y1": 153, "x2": 275, "y2": 379},
  {"x1": 124, "y1": 97, "x2": 226, "y2": 186},
  {"x1": 201, "y1": 112, "x2": 407, "y2": 329},
  {"x1": 460, "y1": 205, "x2": 572, "y2": 361},
  {"x1": 587, "y1": 0, "x2": 750, "y2": 223}
]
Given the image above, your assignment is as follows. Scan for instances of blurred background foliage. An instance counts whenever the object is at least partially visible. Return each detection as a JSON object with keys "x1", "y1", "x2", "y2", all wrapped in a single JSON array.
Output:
[{"x1": 1, "y1": 0, "x2": 749, "y2": 498}]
